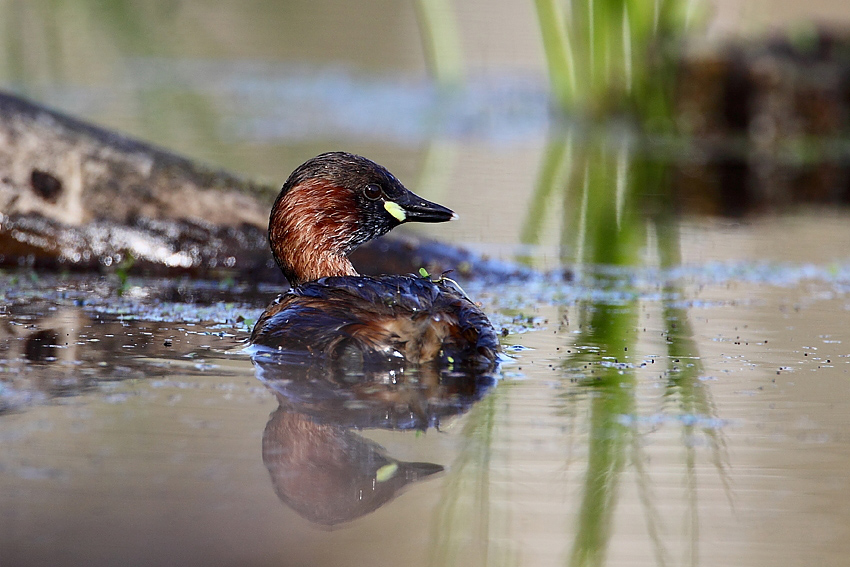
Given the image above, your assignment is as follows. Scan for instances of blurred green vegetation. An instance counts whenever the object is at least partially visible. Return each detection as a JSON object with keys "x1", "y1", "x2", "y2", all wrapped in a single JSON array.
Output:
[
  {"x1": 521, "y1": 131, "x2": 662, "y2": 269},
  {"x1": 533, "y1": 0, "x2": 705, "y2": 127},
  {"x1": 523, "y1": 0, "x2": 710, "y2": 270},
  {"x1": 415, "y1": 0, "x2": 464, "y2": 89}
]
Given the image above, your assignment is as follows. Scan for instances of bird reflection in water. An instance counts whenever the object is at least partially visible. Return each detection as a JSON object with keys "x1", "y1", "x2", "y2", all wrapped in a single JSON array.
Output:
[
  {"x1": 253, "y1": 351, "x2": 497, "y2": 526},
  {"x1": 249, "y1": 152, "x2": 501, "y2": 524}
]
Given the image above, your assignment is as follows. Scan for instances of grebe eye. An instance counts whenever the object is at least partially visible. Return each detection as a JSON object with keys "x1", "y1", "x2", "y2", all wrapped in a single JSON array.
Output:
[{"x1": 363, "y1": 184, "x2": 382, "y2": 200}]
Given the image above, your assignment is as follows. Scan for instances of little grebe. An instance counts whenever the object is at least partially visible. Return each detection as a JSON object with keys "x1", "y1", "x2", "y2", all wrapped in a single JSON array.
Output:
[{"x1": 250, "y1": 152, "x2": 499, "y2": 367}]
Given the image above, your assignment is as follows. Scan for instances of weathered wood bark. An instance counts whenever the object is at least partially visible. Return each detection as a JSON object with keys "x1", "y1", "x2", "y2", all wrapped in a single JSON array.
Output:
[{"x1": 0, "y1": 91, "x2": 275, "y2": 227}]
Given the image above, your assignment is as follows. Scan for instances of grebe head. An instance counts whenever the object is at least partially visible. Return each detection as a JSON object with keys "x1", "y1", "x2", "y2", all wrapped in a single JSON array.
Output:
[{"x1": 270, "y1": 152, "x2": 457, "y2": 286}]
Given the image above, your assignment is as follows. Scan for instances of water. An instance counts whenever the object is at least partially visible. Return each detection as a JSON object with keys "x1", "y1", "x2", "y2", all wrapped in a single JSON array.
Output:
[
  {"x1": 4, "y1": 223, "x2": 850, "y2": 566},
  {"x1": 4, "y1": 1, "x2": 850, "y2": 566}
]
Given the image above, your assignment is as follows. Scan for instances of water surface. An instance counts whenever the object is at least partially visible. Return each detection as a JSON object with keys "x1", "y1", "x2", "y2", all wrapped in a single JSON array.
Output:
[
  {"x1": 4, "y1": 1, "x2": 850, "y2": 566},
  {"x1": 3, "y1": 216, "x2": 850, "y2": 566}
]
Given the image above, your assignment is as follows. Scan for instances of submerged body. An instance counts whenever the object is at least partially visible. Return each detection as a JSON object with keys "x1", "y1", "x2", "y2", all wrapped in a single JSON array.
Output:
[
  {"x1": 251, "y1": 274, "x2": 498, "y2": 366},
  {"x1": 250, "y1": 152, "x2": 499, "y2": 367}
]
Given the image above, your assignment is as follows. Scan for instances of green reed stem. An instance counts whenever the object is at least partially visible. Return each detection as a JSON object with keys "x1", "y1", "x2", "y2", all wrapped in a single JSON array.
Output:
[
  {"x1": 534, "y1": 0, "x2": 704, "y2": 126},
  {"x1": 416, "y1": 0, "x2": 465, "y2": 89}
]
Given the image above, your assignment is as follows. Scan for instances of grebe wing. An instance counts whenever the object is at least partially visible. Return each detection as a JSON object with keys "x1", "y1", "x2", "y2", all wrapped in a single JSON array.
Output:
[{"x1": 250, "y1": 275, "x2": 499, "y2": 365}]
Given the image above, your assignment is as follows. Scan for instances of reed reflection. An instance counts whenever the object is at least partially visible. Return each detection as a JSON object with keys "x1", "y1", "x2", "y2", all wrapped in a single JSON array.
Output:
[
  {"x1": 541, "y1": 134, "x2": 728, "y2": 565},
  {"x1": 252, "y1": 351, "x2": 497, "y2": 526}
]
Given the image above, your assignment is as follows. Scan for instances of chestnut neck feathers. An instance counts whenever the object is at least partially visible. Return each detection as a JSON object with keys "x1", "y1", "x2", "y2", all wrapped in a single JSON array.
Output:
[
  {"x1": 269, "y1": 152, "x2": 456, "y2": 287},
  {"x1": 270, "y1": 175, "x2": 359, "y2": 285}
]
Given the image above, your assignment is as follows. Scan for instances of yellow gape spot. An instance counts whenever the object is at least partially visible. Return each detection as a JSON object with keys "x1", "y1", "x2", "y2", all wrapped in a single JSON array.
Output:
[
  {"x1": 375, "y1": 463, "x2": 398, "y2": 482},
  {"x1": 384, "y1": 201, "x2": 407, "y2": 222}
]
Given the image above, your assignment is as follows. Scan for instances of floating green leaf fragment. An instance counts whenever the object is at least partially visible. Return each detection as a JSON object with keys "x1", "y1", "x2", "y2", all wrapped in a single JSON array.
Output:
[
  {"x1": 375, "y1": 463, "x2": 398, "y2": 483},
  {"x1": 418, "y1": 267, "x2": 430, "y2": 278}
]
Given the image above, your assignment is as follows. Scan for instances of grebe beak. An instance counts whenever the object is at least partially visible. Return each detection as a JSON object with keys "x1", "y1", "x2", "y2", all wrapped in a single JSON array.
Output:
[{"x1": 386, "y1": 192, "x2": 457, "y2": 224}]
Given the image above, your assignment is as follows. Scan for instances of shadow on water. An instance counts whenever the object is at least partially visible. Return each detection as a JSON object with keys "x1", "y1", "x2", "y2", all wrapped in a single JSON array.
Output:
[{"x1": 252, "y1": 351, "x2": 498, "y2": 526}]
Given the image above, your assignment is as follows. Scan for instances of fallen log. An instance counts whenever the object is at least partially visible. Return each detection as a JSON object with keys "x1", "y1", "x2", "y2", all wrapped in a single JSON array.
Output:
[
  {"x1": 0, "y1": 91, "x2": 274, "y2": 229},
  {"x1": 0, "y1": 90, "x2": 276, "y2": 277},
  {"x1": 0, "y1": 91, "x2": 528, "y2": 283}
]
